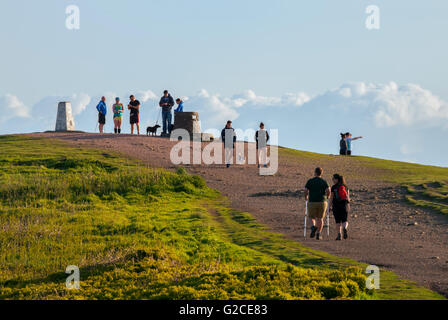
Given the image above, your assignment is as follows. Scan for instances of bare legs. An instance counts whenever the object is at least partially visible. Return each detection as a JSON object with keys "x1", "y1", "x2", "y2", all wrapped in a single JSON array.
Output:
[
  {"x1": 336, "y1": 222, "x2": 349, "y2": 234},
  {"x1": 114, "y1": 118, "x2": 122, "y2": 134},
  {"x1": 258, "y1": 147, "x2": 267, "y2": 167},
  {"x1": 312, "y1": 218, "x2": 324, "y2": 233},
  {"x1": 131, "y1": 123, "x2": 140, "y2": 135}
]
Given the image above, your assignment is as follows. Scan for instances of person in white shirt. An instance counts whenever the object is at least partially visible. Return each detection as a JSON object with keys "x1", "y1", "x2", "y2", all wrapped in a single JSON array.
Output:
[{"x1": 255, "y1": 122, "x2": 270, "y2": 168}]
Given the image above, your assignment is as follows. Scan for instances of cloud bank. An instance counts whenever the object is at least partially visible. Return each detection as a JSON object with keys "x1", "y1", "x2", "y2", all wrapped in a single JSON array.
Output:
[{"x1": 1, "y1": 82, "x2": 447, "y2": 166}]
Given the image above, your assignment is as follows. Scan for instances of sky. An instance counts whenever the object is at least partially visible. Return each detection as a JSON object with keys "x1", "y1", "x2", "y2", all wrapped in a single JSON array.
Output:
[{"x1": 0, "y1": 1, "x2": 447, "y2": 166}]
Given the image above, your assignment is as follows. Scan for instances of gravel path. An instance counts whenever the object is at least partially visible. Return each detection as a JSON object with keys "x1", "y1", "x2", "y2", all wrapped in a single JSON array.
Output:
[{"x1": 27, "y1": 132, "x2": 448, "y2": 297}]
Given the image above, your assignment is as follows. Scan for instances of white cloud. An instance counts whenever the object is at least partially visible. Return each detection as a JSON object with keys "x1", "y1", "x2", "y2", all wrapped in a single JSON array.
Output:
[
  {"x1": 70, "y1": 93, "x2": 91, "y2": 115},
  {"x1": 1, "y1": 82, "x2": 447, "y2": 166},
  {"x1": 186, "y1": 89, "x2": 239, "y2": 127},
  {"x1": 0, "y1": 94, "x2": 30, "y2": 122},
  {"x1": 309, "y1": 82, "x2": 448, "y2": 127},
  {"x1": 137, "y1": 90, "x2": 158, "y2": 103}
]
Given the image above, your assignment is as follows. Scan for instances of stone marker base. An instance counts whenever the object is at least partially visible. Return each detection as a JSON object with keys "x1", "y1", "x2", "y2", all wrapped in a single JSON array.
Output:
[{"x1": 201, "y1": 133, "x2": 214, "y2": 142}]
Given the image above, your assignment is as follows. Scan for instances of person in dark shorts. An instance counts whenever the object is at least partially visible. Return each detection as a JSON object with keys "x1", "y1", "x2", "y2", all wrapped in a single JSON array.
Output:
[
  {"x1": 339, "y1": 133, "x2": 347, "y2": 155},
  {"x1": 128, "y1": 95, "x2": 141, "y2": 135},
  {"x1": 329, "y1": 174, "x2": 351, "y2": 240},
  {"x1": 304, "y1": 167, "x2": 331, "y2": 240},
  {"x1": 96, "y1": 96, "x2": 107, "y2": 133}
]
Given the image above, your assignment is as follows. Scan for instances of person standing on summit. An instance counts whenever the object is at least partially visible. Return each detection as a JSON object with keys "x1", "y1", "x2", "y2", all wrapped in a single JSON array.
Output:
[
  {"x1": 159, "y1": 90, "x2": 175, "y2": 135},
  {"x1": 128, "y1": 95, "x2": 141, "y2": 135},
  {"x1": 221, "y1": 120, "x2": 237, "y2": 168},
  {"x1": 345, "y1": 132, "x2": 363, "y2": 156},
  {"x1": 339, "y1": 133, "x2": 348, "y2": 155}
]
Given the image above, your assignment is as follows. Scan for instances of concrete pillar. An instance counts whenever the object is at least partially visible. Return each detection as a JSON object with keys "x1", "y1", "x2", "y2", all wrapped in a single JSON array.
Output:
[
  {"x1": 173, "y1": 112, "x2": 201, "y2": 137},
  {"x1": 55, "y1": 102, "x2": 75, "y2": 132}
]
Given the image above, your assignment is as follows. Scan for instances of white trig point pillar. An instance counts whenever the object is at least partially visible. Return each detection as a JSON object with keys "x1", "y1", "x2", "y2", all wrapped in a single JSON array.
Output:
[{"x1": 55, "y1": 102, "x2": 75, "y2": 131}]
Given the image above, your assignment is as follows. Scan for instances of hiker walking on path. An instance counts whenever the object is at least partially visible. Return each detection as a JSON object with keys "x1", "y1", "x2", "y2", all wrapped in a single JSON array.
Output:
[
  {"x1": 304, "y1": 167, "x2": 331, "y2": 240},
  {"x1": 112, "y1": 97, "x2": 124, "y2": 134},
  {"x1": 339, "y1": 133, "x2": 347, "y2": 155},
  {"x1": 128, "y1": 95, "x2": 141, "y2": 135},
  {"x1": 255, "y1": 122, "x2": 270, "y2": 168},
  {"x1": 221, "y1": 120, "x2": 237, "y2": 168},
  {"x1": 96, "y1": 96, "x2": 107, "y2": 134},
  {"x1": 345, "y1": 132, "x2": 363, "y2": 156},
  {"x1": 329, "y1": 174, "x2": 351, "y2": 241},
  {"x1": 174, "y1": 98, "x2": 184, "y2": 113},
  {"x1": 159, "y1": 90, "x2": 175, "y2": 135}
]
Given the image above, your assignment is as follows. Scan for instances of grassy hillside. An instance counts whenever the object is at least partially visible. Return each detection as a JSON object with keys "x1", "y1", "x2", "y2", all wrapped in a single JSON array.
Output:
[{"x1": 0, "y1": 136, "x2": 443, "y2": 300}]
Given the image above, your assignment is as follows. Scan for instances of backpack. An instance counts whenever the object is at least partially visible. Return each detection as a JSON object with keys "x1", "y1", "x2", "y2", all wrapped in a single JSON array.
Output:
[{"x1": 334, "y1": 185, "x2": 348, "y2": 202}]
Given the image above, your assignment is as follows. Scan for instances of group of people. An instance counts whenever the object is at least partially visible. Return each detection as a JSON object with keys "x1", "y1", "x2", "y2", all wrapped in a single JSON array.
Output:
[
  {"x1": 305, "y1": 167, "x2": 350, "y2": 241},
  {"x1": 97, "y1": 94, "x2": 352, "y2": 240},
  {"x1": 339, "y1": 132, "x2": 363, "y2": 155},
  {"x1": 221, "y1": 120, "x2": 270, "y2": 169},
  {"x1": 95, "y1": 90, "x2": 184, "y2": 135}
]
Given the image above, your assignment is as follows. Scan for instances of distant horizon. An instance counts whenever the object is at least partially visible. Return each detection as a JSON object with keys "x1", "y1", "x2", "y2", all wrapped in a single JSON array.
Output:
[
  {"x1": 1, "y1": 1, "x2": 447, "y2": 167},
  {"x1": 6, "y1": 128, "x2": 448, "y2": 169}
]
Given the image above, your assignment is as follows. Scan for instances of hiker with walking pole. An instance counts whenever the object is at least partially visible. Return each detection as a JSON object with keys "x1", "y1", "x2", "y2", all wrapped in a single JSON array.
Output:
[
  {"x1": 304, "y1": 167, "x2": 331, "y2": 240},
  {"x1": 329, "y1": 174, "x2": 351, "y2": 240},
  {"x1": 303, "y1": 201, "x2": 308, "y2": 238}
]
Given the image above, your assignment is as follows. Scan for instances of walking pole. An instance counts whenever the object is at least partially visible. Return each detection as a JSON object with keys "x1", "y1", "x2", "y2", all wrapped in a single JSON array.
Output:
[
  {"x1": 326, "y1": 200, "x2": 330, "y2": 238},
  {"x1": 304, "y1": 201, "x2": 308, "y2": 238}
]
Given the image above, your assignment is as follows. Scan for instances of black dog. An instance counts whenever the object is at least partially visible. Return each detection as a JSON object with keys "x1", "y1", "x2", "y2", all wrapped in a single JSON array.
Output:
[{"x1": 146, "y1": 125, "x2": 161, "y2": 136}]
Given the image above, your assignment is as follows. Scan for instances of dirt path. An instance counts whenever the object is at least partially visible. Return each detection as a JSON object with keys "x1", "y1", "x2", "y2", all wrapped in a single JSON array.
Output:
[{"x1": 27, "y1": 132, "x2": 448, "y2": 297}]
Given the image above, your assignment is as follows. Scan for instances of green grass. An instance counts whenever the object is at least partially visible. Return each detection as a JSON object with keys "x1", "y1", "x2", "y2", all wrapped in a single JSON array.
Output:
[
  {"x1": 358, "y1": 157, "x2": 448, "y2": 217},
  {"x1": 0, "y1": 136, "x2": 444, "y2": 300}
]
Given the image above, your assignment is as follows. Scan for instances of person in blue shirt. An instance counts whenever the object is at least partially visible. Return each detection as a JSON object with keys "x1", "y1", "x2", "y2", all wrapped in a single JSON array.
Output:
[
  {"x1": 175, "y1": 98, "x2": 184, "y2": 112},
  {"x1": 345, "y1": 132, "x2": 363, "y2": 155},
  {"x1": 96, "y1": 96, "x2": 107, "y2": 133}
]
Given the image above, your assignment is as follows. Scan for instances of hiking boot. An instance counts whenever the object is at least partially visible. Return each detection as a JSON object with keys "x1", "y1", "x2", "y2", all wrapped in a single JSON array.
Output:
[
  {"x1": 343, "y1": 228, "x2": 348, "y2": 239},
  {"x1": 316, "y1": 233, "x2": 321, "y2": 240},
  {"x1": 336, "y1": 233, "x2": 342, "y2": 241},
  {"x1": 310, "y1": 226, "x2": 317, "y2": 238}
]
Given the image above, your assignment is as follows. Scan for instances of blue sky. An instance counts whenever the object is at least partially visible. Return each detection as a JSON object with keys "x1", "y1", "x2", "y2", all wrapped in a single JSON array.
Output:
[{"x1": 1, "y1": 1, "x2": 447, "y2": 166}]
